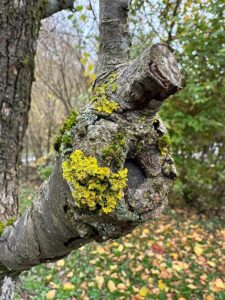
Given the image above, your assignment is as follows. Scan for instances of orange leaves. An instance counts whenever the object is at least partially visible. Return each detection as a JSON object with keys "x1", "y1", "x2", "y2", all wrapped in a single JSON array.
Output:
[
  {"x1": 151, "y1": 242, "x2": 165, "y2": 255},
  {"x1": 23, "y1": 208, "x2": 224, "y2": 299},
  {"x1": 210, "y1": 278, "x2": 225, "y2": 292}
]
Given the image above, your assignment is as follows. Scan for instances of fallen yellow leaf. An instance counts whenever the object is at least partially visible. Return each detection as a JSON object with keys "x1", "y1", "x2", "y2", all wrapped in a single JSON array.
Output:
[
  {"x1": 117, "y1": 283, "x2": 126, "y2": 290},
  {"x1": 49, "y1": 282, "x2": 59, "y2": 289},
  {"x1": 107, "y1": 280, "x2": 116, "y2": 292},
  {"x1": 46, "y1": 290, "x2": 56, "y2": 299},
  {"x1": 67, "y1": 271, "x2": 74, "y2": 278},
  {"x1": 96, "y1": 245, "x2": 105, "y2": 254},
  {"x1": 187, "y1": 284, "x2": 197, "y2": 289},
  {"x1": 118, "y1": 244, "x2": 124, "y2": 252},
  {"x1": 158, "y1": 280, "x2": 168, "y2": 291},
  {"x1": 95, "y1": 275, "x2": 104, "y2": 289},
  {"x1": 171, "y1": 253, "x2": 179, "y2": 260},
  {"x1": 139, "y1": 286, "x2": 149, "y2": 297},
  {"x1": 63, "y1": 282, "x2": 75, "y2": 291},
  {"x1": 56, "y1": 259, "x2": 65, "y2": 267},
  {"x1": 194, "y1": 243, "x2": 204, "y2": 256},
  {"x1": 207, "y1": 261, "x2": 216, "y2": 268},
  {"x1": 211, "y1": 278, "x2": 225, "y2": 291}
]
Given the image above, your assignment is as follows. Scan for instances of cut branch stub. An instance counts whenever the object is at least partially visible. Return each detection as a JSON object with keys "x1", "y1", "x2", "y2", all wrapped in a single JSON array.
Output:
[{"x1": 116, "y1": 44, "x2": 182, "y2": 110}]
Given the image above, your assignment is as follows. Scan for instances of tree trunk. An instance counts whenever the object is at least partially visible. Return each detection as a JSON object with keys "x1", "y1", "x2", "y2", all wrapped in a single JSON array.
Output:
[
  {"x1": 0, "y1": 1, "x2": 75, "y2": 298},
  {"x1": 0, "y1": 1, "x2": 39, "y2": 222},
  {"x1": 0, "y1": 0, "x2": 182, "y2": 298}
]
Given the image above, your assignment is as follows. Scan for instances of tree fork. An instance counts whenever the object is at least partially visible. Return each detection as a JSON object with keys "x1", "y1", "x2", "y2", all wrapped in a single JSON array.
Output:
[{"x1": 0, "y1": 0, "x2": 182, "y2": 297}]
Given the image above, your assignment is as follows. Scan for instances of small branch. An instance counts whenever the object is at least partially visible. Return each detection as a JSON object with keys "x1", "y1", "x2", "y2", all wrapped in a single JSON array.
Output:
[
  {"x1": 43, "y1": 0, "x2": 75, "y2": 19},
  {"x1": 97, "y1": 0, "x2": 130, "y2": 76},
  {"x1": 166, "y1": 0, "x2": 182, "y2": 43}
]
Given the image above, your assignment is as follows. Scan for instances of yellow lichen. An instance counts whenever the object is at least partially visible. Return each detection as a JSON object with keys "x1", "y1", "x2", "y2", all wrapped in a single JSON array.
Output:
[
  {"x1": 90, "y1": 73, "x2": 119, "y2": 114},
  {"x1": 157, "y1": 134, "x2": 172, "y2": 156},
  {"x1": 62, "y1": 150, "x2": 127, "y2": 213},
  {"x1": 94, "y1": 98, "x2": 119, "y2": 114}
]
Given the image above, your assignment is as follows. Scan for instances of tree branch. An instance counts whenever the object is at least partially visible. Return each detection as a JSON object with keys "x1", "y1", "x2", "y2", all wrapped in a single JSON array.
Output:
[
  {"x1": 43, "y1": 0, "x2": 75, "y2": 19},
  {"x1": 97, "y1": 0, "x2": 130, "y2": 76},
  {"x1": 0, "y1": 42, "x2": 181, "y2": 273}
]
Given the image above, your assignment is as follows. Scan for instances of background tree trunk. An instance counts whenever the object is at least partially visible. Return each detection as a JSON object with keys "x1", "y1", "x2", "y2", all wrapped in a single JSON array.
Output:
[
  {"x1": 0, "y1": 1, "x2": 75, "y2": 298},
  {"x1": 0, "y1": 1, "x2": 40, "y2": 222}
]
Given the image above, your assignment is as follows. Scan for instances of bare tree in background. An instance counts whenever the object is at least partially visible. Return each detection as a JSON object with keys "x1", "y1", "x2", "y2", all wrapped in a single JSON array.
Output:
[{"x1": 0, "y1": 1, "x2": 181, "y2": 299}]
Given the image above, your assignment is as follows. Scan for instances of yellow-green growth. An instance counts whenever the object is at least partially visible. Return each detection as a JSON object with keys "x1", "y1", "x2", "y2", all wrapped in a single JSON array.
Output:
[
  {"x1": 157, "y1": 134, "x2": 172, "y2": 156},
  {"x1": 90, "y1": 73, "x2": 119, "y2": 115},
  {"x1": 0, "y1": 218, "x2": 16, "y2": 236},
  {"x1": 54, "y1": 110, "x2": 78, "y2": 152},
  {"x1": 62, "y1": 150, "x2": 127, "y2": 214},
  {"x1": 102, "y1": 132, "x2": 127, "y2": 169},
  {"x1": 94, "y1": 99, "x2": 119, "y2": 114}
]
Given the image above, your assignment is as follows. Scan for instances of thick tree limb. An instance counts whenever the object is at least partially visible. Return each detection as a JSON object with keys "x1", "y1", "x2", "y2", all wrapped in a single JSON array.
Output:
[
  {"x1": 0, "y1": 0, "x2": 182, "y2": 295},
  {"x1": 43, "y1": 0, "x2": 75, "y2": 19},
  {"x1": 0, "y1": 43, "x2": 181, "y2": 273}
]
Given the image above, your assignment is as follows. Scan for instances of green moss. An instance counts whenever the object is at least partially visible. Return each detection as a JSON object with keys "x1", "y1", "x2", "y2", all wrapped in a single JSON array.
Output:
[
  {"x1": 22, "y1": 55, "x2": 32, "y2": 66},
  {"x1": 54, "y1": 110, "x2": 78, "y2": 152},
  {"x1": 90, "y1": 73, "x2": 119, "y2": 115},
  {"x1": 102, "y1": 131, "x2": 127, "y2": 169},
  {"x1": 157, "y1": 134, "x2": 172, "y2": 156},
  {"x1": 0, "y1": 223, "x2": 5, "y2": 236},
  {"x1": 61, "y1": 134, "x2": 72, "y2": 149},
  {"x1": 0, "y1": 218, "x2": 16, "y2": 236},
  {"x1": 62, "y1": 150, "x2": 127, "y2": 214}
]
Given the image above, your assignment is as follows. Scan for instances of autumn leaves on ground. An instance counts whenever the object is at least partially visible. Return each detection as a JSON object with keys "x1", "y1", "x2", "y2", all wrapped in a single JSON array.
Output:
[{"x1": 15, "y1": 186, "x2": 225, "y2": 300}]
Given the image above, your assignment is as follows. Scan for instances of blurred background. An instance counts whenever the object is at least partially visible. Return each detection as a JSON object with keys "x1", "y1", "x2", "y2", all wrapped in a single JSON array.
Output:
[{"x1": 17, "y1": 0, "x2": 225, "y2": 299}]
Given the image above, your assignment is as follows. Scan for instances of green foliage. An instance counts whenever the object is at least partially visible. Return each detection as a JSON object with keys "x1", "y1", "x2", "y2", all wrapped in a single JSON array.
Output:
[
  {"x1": 62, "y1": 150, "x2": 127, "y2": 214},
  {"x1": 37, "y1": 165, "x2": 53, "y2": 181},
  {"x1": 131, "y1": 0, "x2": 225, "y2": 214}
]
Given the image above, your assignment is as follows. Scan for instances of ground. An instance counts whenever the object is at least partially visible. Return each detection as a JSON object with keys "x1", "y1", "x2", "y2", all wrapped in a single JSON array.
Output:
[{"x1": 16, "y1": 184, "x2": 225, "y2": 300}]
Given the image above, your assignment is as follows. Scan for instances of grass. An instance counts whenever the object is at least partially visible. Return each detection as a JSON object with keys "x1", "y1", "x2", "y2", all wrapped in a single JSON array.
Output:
[{"x1": 15, "y1": 185, "x2": 225, "y2": 300}]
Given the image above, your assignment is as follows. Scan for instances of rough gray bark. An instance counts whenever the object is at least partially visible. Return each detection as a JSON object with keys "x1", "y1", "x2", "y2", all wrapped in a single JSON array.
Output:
[
  {"x1": 97, "y1": 0, "x2": 130, "y2": 76},
  {"x1": 0, "y1": 0, "x2": 75, "y2": 222},
  {"x1": 0, "y1": 0, "x2": 182, "y2": 297},
  {"x1": 0, "y1": 0, "x2": 41, "y2": 222},
  {"x1": 0, "y1": 43, "x2": 181, "y2": 272},
  {"x1": 0, "y1": 0, "x2": 75, "y2": 298}
]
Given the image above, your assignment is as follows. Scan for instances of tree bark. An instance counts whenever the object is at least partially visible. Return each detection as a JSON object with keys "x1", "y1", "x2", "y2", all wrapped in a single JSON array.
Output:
[
  {"x1": 0, "y1": 1, "x2": 75, "y2": 222},
  {"x1": 0, "y1": 0, "x2": 76, "y2": 298},
  {"x1": 0, "y1": 0, "x2": 41, "y2": 222},
  {"x1": 0, "y1": 41, "x2": 181, "y2": 271},
  {"x1": 0, "y1": 0, "x2": 182, "y2": 298}
]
